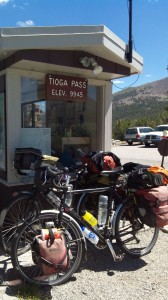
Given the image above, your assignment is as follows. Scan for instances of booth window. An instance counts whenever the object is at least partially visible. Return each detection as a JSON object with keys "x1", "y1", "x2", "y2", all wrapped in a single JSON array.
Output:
[
  {"x1": 22, "y1": 101, "x2": 46, "y2": 128},
  {"x1": 21, "y1": 77, "x2": 46, "y2": 128},
  {"x1": 21, "y1": 77, "x2": 98, "y2": 160}
]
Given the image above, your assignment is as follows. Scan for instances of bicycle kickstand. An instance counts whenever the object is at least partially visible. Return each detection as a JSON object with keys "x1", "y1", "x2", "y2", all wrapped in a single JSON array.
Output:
[{"x1": 106, "y1": 239, "x2": 124, "y2": 262}]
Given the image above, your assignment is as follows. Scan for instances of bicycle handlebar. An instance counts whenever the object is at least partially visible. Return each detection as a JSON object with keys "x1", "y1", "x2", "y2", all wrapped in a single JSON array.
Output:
[
  {"x1": 46, "y1": 166, "x2": 71, "y2": 191},
  {"x1": 42, "y1": 163, "x2": 124, "y2": 191},
  {"x1": 101, "y1": 166, "x2": 123, "y2": 175},
  {"x1": 46, "y1": 166, "x2": 69, "y2": 178}
]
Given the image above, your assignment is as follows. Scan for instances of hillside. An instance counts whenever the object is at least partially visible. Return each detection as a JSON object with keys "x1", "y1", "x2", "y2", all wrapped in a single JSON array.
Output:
[{"x1": 112, "y1": 77, "x2": 168, "y2": 123}]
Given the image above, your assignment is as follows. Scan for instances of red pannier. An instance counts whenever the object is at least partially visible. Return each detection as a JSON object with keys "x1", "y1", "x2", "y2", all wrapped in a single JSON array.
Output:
[
  {"x1": 31, "y1": 230, "x2": 69, "y2": 275},
  {"x1": 82, "y1": 151, "x2": 121, "y2": 174},
  {"x1": 135, "y1": 185, "x2": 168, "y2": 228}
]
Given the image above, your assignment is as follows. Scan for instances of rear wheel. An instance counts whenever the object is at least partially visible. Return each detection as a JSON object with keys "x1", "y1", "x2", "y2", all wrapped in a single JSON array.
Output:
[
  {"x1": 115, "y1": 199, "x2": 159, "y2": 258},
  {"x1": 11, "y1": 212, "x2": 83, "y2": 286},
  {"x1": 0, "y1": 193, "x2": 41, "y2": 255},
  {"x1": 127, "y1": 142, "x2": 133, "y2": 146}
]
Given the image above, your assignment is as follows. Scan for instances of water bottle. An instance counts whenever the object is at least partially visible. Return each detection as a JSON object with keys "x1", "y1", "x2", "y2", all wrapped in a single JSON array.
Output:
[
  {"x1": 65, "y1": 185, "x2": 73, "y2": 206},
  {"x1": 81, "y1": 226, "x2": 99, "y2": 244},
  {"x1": 81, "y1": 211, "x2": 98, "y2": 227},
  {"x1": 98, "y1": 195, "x2": 108, "y2": 226}
]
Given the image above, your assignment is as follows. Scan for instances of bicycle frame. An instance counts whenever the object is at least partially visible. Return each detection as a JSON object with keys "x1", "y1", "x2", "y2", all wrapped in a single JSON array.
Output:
[
  {"x1": 42, "y1": 183, "x2": 126, "y2": 261},
  {"x1": 17, "y1": 181, "x2": 124, "y2": 261}
]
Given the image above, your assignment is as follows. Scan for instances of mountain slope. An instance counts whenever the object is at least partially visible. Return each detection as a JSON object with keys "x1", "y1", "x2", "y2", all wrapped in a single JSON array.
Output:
[{"x1": 112, "y1": 77, "x2": 168, "y2": 122}]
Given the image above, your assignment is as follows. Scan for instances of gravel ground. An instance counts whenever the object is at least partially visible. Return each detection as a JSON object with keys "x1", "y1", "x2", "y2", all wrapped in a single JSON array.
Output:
[{"x1": 0, "y1": 230, "x2": 167, "y2": 300}]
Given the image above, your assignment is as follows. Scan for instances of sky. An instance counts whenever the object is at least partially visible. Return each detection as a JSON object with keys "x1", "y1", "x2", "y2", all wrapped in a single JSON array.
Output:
[{"x1": 0, "y1": 0, "x2": 168, "y2": 93}]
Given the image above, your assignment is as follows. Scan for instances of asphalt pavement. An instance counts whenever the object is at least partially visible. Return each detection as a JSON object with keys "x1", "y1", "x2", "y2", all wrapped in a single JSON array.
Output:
[{"x1": 111, "y1": 143, "x2": 168, "y2": 169}]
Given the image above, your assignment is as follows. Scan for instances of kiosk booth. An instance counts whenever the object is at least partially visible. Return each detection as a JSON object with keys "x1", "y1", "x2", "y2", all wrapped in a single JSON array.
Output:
[{"x1": 0, "y1": 25, "x2": 143, "y2": 189}]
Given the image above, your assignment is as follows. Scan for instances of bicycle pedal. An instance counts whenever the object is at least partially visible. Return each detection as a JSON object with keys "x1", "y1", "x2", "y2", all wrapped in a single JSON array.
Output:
[
  {"x1": 94, "y1": 241, "x2": 107, "y2": 250},
  {"x1": 114, "y1": 254, "x2": 124, "y2": 262}
]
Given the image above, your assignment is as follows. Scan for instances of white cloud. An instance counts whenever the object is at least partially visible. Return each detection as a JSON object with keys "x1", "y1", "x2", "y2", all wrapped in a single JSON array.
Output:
[
  {"x1": 13, "y1": 2, "x2": 29, "y2": 9},
  {"x1": 148, "y1": 0, "x2": 159, "y2": 3},
  {"x1": 16, "y1": 20, "x2": 35, "y2": 27},
  {"x1": 145, "y1": 74, "x2": 152, "y2": 78},
  {"x1": 0, "y1": 0, "x2": 10, "y2": 5},
  {"x1": 113, "y1": 80, "x2": 125, "y2": 84}
]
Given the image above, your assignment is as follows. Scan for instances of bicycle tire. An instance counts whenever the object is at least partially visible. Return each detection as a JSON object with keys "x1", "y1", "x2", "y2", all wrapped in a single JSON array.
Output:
[
  {"x1": 0, "y1": 193, "x2": 41, "y2": 255},
  {"x1": 76, "y1": 184, "x2": 110, "y2": 218},
  {"x1": 11, "y1": 212, "x2": 84, "y2": 286},
  {"x1": 76, "y1": 192, "x2": 99, "y2": 217},
  {"x1": 115, "y1": 199, "x2": 159, "y2": 258}
]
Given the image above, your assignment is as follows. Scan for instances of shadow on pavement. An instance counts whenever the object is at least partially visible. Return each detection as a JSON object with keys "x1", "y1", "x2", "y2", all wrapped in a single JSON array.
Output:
[
  {"x1": 0, "y1": 250, "x2": 53, "y2": 299},
  {"x1": 82, "y1": 243, "x2": 147, "y2": 274},
  {"x1": 0, "y1": 243, "x2": 147, "y2": 299}
]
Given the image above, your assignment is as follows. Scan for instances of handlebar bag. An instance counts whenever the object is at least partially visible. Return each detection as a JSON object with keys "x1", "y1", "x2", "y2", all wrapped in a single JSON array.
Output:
[
  {"x1": 31, "y1": 231, "x2": 69, "y2": 275},
  {"x1": 135, "y1": 186, "x2": 168, "y2": 228},
  {"x1": 14, "y1": 147, "x2": 42, "y2": 170}
]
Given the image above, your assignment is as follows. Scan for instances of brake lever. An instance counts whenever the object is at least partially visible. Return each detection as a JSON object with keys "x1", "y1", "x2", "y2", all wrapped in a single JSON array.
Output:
[{"x1": 42, "y1": 169, "x2": 47, "y2": 185}]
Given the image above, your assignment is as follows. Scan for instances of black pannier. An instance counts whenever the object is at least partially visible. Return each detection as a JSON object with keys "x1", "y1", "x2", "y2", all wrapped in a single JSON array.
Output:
[
  {"x1": 14, "y1": 147, "x2": 42, "y2": 171},
  {"x1": 123, "y1": 163, "x2": 164, "y2": 189}
]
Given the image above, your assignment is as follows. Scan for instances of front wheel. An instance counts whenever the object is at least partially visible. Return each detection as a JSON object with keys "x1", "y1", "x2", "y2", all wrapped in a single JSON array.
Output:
[
  {"x1": 11, "y1": 212, "x2": 84, "y2": 286},
  {"x1": 115, "y1": 199, "x2": 159, "y2": 258}
]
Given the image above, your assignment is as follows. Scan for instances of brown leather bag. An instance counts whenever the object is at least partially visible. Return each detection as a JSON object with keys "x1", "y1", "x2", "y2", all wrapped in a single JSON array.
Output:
[
  {"x1": 31, "y1": 230, "x2": 69, "y2": 275},
  {"x1": 135, "y1": 186, "x2": 168, "y2": 228}
]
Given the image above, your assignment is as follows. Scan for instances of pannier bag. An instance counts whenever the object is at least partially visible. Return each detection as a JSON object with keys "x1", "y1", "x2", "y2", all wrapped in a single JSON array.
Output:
[
  {"x1": 126, "y1": 167, "x2": 164, "y2": 189},
  {"x1": 135, "y1": 185, "x2": 168, "y2": 228},
  {"x1": 31, "y1": 229, "x2": 69, "y2": 275},
  {"x1": 123, "y1": 162, "x2": 150, "y2": 173},
  {"x1": 82, "y1": 151, "x2": 121, "y2": 174},
  {"x1": 14, "y1": 147, "x2": 42, "y2": 171}
]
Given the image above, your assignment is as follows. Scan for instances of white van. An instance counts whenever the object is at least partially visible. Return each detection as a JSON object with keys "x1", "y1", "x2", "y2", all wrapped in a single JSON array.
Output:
[{"x1": 125, "y1": 127, "x2": 153, "y2": 145}]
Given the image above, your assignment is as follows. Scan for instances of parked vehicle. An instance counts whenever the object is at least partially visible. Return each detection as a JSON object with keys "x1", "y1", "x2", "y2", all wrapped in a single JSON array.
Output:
[
  {"x1": 142, "y1": 124, "x2": 168, "y2": 147},
  {"x1": 124, "y1": 127, "x2": 153, "y2": 145}
]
